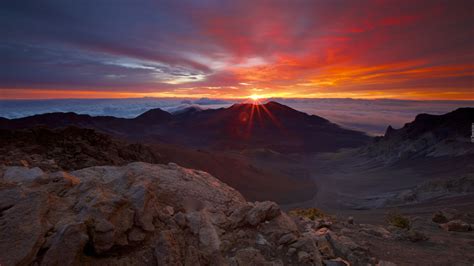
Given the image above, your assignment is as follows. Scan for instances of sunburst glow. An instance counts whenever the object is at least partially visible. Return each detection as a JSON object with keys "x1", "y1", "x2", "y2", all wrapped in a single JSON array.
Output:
[{"x1": 249, "y1": 94, "x2": 262, "y2": 102}]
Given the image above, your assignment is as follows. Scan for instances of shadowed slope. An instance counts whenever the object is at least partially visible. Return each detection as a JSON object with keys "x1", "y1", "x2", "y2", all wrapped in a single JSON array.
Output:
[{"x1": 0, "y1": 101, "x2": 371, "y2": 153}]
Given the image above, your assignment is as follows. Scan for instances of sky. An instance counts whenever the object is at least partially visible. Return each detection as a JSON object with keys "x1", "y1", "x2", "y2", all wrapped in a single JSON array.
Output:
[{"x1": 0, "y1": 0, "x2": 473, "y2": 100}]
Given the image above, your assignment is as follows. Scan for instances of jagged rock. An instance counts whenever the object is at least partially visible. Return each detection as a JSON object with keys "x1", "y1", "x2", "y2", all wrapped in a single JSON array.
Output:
[
  {"x1": 432, "y1": 211, "x2": 448, "y2": 223},
  {"x1": 326, "y1": 231, "x2": 372, "y2": 265},
  {"x1": 154, "y1": 230, "x2": 183, "y2": 265},
  {"x1": 246, "y1": 201, "x2": 281, "y2": 225},
  {"x1": 229, "y1": 204, "x2": 253, "y2": 227},
  {"x1": 41, "y1": 223, "x2": 89, "y2": 266},
  {"x1": 359, "y1": 224, "x2": 391, "y2": 238},
  {"x1": 384, "y1": 125, "x2": 396, "y2": 138},
  {"x1": 173, "y1": 211, "x2": 187, "y2": 228},
  {"x1": 440, "y1": 220, "x2": 472, "y2": 232},
  {"x1": 314, "y1": 234, "x2": 335, "y2": 258},
  {"x1": 405, "y1": 230, "x2": 429, "y2": 242},
  {"x1": 298, "y1": 250, "x2": 311, "y2": 263},
  {"x1": 347, "y1": 216, "x2": 354, "y2": 225},
  {"x1": 314, "y1": 218, "x2": 333, "y2": 229},
  {"x1": 278, "y1": 233, "x2": 297, "y2": 245},
  {"x1": 0, "y1": 188, "x2": 50, "y2": 266},
  {"x1": 256, "y1": 233, "x2": 270, "y2": 245},
  {"x1": 0, "y1": 163, "x2": 326, "y2": 265},
  {"x1": 390, "y1": 227, "x2": 428, "y2": 242}
]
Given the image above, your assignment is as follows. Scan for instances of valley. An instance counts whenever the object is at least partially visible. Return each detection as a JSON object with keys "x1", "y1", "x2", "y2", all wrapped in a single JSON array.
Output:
[{"x1": 1, "y1": 102, "x2": 473, "y2": 265}]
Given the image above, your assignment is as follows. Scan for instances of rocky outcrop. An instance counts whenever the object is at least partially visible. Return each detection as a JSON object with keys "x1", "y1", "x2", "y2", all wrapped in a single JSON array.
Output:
[
  {"x1": 0, "y1": 127, "x2": 163, "y2": 171},
  {"x1": 363, "y1": 108, "x2": 474, "y2": 162},
  {"x1": 439, "y1": 220, "x2": 472, "y2": 232},
  {"x1": 0, "y1": 162, "x2": 381, "y2": 266}
]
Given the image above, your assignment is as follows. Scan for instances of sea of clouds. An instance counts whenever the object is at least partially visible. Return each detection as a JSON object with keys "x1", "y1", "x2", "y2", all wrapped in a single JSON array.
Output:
[{"x1": 1, "y1": 98, "x2": 472, "y2": 135}]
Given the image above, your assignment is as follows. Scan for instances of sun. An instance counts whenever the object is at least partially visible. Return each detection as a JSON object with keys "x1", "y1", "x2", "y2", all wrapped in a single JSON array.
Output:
[{"x1": 249, "y1": 94, "x2": 262, "y2": 101}]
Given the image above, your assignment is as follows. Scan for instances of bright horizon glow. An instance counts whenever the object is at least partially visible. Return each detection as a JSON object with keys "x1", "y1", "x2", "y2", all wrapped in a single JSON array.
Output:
[
  {"x1": 1, "y1": 88, "x2": 474, "y2": 101},
  {"x1": 249, "y1": 94, "x2": 263, "y2": 101},
  {"x1": 0, "y1": 89, "x2": 474, "y2": 101},
  {"x1": 1, "y1": 2, "x2": 473, "y2": 101}
]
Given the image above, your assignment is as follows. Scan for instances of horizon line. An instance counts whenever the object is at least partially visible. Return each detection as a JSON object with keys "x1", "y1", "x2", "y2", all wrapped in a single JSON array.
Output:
[{"x1": 1, "y1": 96, "x2": 474, "y2": 102}]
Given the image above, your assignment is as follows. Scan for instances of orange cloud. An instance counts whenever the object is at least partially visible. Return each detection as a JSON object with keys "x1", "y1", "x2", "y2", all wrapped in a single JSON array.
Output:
[{"x1": 1, "y1": 1, "x2": 473, "y2": 100}]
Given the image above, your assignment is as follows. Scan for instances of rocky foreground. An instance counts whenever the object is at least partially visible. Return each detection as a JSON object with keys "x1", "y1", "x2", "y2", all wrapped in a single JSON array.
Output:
[
  {"x1": 1, "y1": 162, "x2": 473, "y2": 265},
  {"x1": 0, "y1": 162, "x2": 390, "y2": 266}
]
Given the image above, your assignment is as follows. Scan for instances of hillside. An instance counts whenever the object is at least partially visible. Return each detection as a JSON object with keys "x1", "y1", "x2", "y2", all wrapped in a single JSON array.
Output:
[
  {"x1": 309, "y1": 108, "x2": 474, "y2": 210},
  {"x1": 0, "y1": 126, "x2": 316, "y2": 204},
  {"x1": 364, "y1": 108, "x2": 474, "y2": 162},
  {"x1": 0, "y1": 102, "x2": 371, "y2": 153}
]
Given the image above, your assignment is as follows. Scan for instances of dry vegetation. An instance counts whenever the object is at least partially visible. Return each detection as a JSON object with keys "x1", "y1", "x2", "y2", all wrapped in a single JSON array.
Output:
[
  {"x1": 386, "y1": 210, "x2": 410, "y2": 229},
  {"x1": 288, "y1": 208, "x2": 329, "y2": 220}
]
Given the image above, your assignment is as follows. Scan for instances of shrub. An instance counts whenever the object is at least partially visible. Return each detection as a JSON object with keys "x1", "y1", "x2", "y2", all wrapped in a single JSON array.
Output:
[
  {"x1": 386, "y1": 210, "x2": 410, "y2": 229},
  {"x1": 288, "y1": 208, "x2": 327, "y2": 220}
]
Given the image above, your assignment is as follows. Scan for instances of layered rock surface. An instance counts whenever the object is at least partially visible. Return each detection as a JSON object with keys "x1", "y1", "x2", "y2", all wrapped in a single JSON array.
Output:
[{"x1": 0, "y1": 162, "x2": 374, "y2": 266}]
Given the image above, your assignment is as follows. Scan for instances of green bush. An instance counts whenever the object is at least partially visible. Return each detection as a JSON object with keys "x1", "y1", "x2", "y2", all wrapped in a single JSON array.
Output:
[{"x1": 386, "y1": 210, "x2": 410, "y2": 229}]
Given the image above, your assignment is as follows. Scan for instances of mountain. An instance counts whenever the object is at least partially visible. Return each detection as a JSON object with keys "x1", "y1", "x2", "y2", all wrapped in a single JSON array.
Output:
[
  {"x1": 0, "y1": 101, "x2": 371, "y2": 153},
  {"x1": 134, "y1": 108, "x2": 173, "y2": 123},
  {"x1": 167, "y1": 101, "x2": 366, "y2": 152},
  {"x1": 365, "y1": 107, "x2": 474, "y2": 161},
  {"x1": 382, "y1": 107, "x2": 473, "y2": 142},
  {"x1": 310, "y1": 108, "x2": 474, "y2": 211}
]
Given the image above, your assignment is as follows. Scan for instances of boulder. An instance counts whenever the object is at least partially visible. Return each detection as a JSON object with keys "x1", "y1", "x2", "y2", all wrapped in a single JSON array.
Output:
[
  {"x1": 278, "y1": 233, "x2": 297, "y2": 245},
  {"x1": 405, "y1": 229, "x2": 429, "y2": 242},
  {"x1": 41, "y1": 223, "x2": 89, "y2": 266},
  {"x1": 0, "y1": 163, "x2": 323, "y2": 265},
  {"x1": 246, "y1": 201, "x2": 281, "y2": 226},
  {"x1": 359, "y1": 224, "x2": 391, "y2": 238},
  {"x1": 327, "y1": 231, "x2": 372, "y2": 265},
  {"x1": 440, "y1": 220, "x2": 472, "y2": 232},
  {"x1": 347, "y1": 216, "x2": 354, "y2": 225},
  {"x1": 432, "y1": 211, "x2": 448, "y2": 223}
]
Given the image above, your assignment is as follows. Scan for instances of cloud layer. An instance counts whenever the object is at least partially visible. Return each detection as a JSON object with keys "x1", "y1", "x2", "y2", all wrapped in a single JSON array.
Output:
[
  {"x1": 1, "y1": 0, "x2": 473, "y2": 99},
  {"x1": 1, "y1": 98, "x2": 472, "y2": 135}
]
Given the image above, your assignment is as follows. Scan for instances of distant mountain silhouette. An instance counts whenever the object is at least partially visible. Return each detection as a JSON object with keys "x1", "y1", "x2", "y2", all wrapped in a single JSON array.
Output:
[
  {"x1": 0, "y1": 101, "x2": 371, "y2": 153},
  {"x1": 366, "y1": 108, "x2": 474, "y2": 160},
  {"x1": 134, "y1": 108, "x2": 173, "y2": 123},
  {"x1": 382, "y1": 107, "x2": 474, "y2": 141}
]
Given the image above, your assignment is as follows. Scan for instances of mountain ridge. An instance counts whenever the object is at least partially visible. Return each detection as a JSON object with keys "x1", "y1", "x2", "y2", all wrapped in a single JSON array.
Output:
[
  {"x1": 365, "y1": 107, "x2": 474, "y2": 161},
  {"x1": 0, "y1": 101, "x2": 371, "y2": 153}
]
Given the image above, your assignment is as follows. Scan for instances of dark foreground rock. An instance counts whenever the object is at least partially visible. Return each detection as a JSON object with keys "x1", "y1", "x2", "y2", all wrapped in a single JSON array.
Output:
[
  {"x1": 0, "y1": 162, "x2": 385, "y2": 266},
  {"x1": 440, "y1": 220, "x2": 472, "y2": 232},
  {"x1": 0, "y1": 127, "x2": 164, "y2": 171}
]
